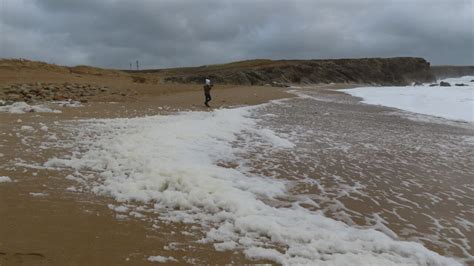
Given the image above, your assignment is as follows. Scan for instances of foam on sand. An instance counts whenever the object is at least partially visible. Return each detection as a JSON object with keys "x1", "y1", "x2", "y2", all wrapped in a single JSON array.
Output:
[
  {"x1": 45, "y1": 106, "x2": 459, "y2": 265},
  {"x1": 341, "y1": 76, "x2": 474, "y2": 122},
  {"x1": 29, "y1": 192, "x2": 49, "y2": 197},
  {"x1": 147, "y1": 255, "x2": 178, "y2": 263},
  {"x1": 0, "y1": 176, "x2": 12, "y2": 183},
  {"x1": 0, "y1": 101, "x2": 61, "y2": 114}
]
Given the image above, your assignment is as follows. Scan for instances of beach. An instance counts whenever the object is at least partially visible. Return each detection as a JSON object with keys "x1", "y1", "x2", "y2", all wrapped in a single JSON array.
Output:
[
  {"x1": 0, "y1": 81, "x2": 296, "y2": 265},
  {"x1": 1, "y1": 79, "x2": 472, "y2": 265}
]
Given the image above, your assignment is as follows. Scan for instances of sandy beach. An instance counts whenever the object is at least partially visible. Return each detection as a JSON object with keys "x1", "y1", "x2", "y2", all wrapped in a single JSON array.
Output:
[
  {"x1": 0, "y1": 81, "x2": 293, "y2": 265},
  {"x1": 0, "y1": 59, "x2": 473, "y2": 265},
  {"x1": 1, "y1": 80, "x2": 472, "y2": 265}
]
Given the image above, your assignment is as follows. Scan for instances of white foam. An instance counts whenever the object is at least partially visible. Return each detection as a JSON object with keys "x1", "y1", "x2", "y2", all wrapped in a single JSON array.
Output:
[
  {"x1": 0, "y1": 102, "x2": 61, "y2": 114},
  {"x1": 108, "y1": 204, "x2": 129, "y2": 213},
  {"x1": 341, "y1": 76, "x2": 474, "y2": 122},
  {"x1": 52, "y1": 100, "x2": 84, "y2": 107},
  {"x1": 256, "y1": 128, "x2": 295, "y2": 148},
  {"x1": 0, "y1": 176, "x2": 12, "y2": 183},
  {"x1": 20, "y1": 125, "x2": 34, "y2": 132},
  {"x1": 462, "y1": 136, "x2": 474, "y2": 145},
  {"x1": 147, "y1": 255, "x2": 177, "y2": 263},
  {"x1": 29, "y1": 192, "x2": 49, "y2": 197},
  {"x1": 45, "y1": 106, "x2": 458, "y2": 265},
  {"x1": 441, "y1": 76, "x2": 474, "y2": 84},
  {"x1": 39, "y1": 123, "x2": 49, "y2": 132},
  {"x1": 66, "y1": 186, "x2": 78, "y2": 192}
]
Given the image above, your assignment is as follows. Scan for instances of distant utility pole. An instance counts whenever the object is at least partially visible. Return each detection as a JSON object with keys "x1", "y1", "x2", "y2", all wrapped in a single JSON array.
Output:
[{"x1": 136, "y1": 60, "x2": 139, "y2": 71}]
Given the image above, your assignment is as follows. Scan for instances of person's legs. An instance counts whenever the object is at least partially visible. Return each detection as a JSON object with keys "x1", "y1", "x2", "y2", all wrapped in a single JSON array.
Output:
[
  {"x1": 204, "y1": 85, "x2": 208, "y2": 106},
  {"x1": 204, "y1": 92, "x2": 211, "y2": 107}
]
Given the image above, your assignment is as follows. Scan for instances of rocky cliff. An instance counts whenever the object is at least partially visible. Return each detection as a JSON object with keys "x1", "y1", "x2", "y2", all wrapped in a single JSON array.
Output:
[{"x1": 160, "y1": 57, "x2": 434, "y2": 86}]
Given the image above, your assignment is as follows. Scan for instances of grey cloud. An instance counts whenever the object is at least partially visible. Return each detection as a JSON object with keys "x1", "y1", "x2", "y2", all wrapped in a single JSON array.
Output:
[{"x1": 0, "y1": 0, "x2": 472, "y2": 69}]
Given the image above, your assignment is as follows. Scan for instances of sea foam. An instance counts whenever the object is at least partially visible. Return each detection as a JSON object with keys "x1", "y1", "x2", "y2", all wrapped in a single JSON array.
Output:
[
  {"x1": 341, "y1": 76, "x2": 474, "y2": 123},
  {"x1": 45, "y1": 106, "x2": 459, "y2": 265}
]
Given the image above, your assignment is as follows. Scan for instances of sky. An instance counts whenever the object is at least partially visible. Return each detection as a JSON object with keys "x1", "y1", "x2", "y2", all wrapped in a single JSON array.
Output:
[{"x1": 0, "y1": 0, "x2": 473, "y2": 69}]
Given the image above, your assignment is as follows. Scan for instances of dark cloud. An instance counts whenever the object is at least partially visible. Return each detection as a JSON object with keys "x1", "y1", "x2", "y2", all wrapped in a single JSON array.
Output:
[{"x1": 0, "y1": 0, "x2": 472, "y2": 68}]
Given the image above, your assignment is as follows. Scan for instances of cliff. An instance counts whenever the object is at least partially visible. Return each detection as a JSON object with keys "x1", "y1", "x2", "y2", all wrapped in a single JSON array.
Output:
[
  {"x1": 0, "y1": 57, "x2": 436, "y2": 88},
  {"x1": 157, "y1": 57, "x2": 434, "y2": 86}
]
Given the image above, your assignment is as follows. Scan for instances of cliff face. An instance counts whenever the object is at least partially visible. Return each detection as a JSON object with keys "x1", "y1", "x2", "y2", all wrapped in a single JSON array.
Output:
[
  {"x1": 0, "y1": 57, "x2": 436, "y2": 87},
  {"x1": 162, "y1": 57, "x2": 434, "y2": 86},
  {"x1": 431, "y1": 66, "x2": 474, "y2": 79}
]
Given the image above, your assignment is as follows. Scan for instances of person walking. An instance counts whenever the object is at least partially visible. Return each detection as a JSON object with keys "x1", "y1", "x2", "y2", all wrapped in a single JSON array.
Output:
[{"x1": 204, "y1": 78, "x2": 213, "y2": 107}]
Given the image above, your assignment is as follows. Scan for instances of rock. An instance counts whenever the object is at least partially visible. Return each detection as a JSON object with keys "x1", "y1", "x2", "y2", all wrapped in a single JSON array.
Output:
[
  {"x1": 132, "y1": 76, "x2": 146, "y2": 83},
  {"x1": 413, "y1": 81, "x2": 423, "y2": 86},
  {"x1": 19, "y1": 88, "x2": 30, "y2": 95},
  {"x1": 471, "y1": 79, "x2": 474, "y2": 82},
  {"x1": 53, "y1": 95, "x2": 66, "y2": 101},
  {"x1": 163, "y1": 58, "x2": 435, "y2": 86},
  {"x1": 7, "y1": 94, "x2": 21, "y2": 101},
  {"x1": 455, "y1": 83, "x2": 467, "y2": 86},
  {"x1": 440, "y1": 81, "x2": 451, "y2": 87},
  {"x1": 271, "y1": 81, "x2": 287, "y2": 87},
  {"x1": 429, "y1": 83, "x2": 438, "y2": 87}
]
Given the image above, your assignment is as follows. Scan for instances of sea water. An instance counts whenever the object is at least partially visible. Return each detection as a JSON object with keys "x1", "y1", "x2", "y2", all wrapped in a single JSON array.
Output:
[{"x1": 341, "y1": 76, "x2": 474, "y2": 122}]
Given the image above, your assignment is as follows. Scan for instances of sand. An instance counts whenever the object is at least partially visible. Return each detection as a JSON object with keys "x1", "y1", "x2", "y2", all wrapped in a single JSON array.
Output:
[
  {"x1": 0, "y1": 66, "x2": 291, "y2": 265},
  {"x1": 2, "y1": 83, "x2": 472, "y2": 264},
  {"x1": 1, "y1": 64, "x2": 471, "y2": 264}
]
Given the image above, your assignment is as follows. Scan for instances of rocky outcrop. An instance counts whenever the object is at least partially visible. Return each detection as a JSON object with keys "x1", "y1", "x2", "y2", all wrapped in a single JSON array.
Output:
[
  {"x1": 162, "y1": 57, "x2": 434, "y2": 86},
  {"x1": 0, "y1": 83, "x2": 128, "y2": 103},
  {"x1": 440, "y1": 81, "x2": 451, "y2": 87}
]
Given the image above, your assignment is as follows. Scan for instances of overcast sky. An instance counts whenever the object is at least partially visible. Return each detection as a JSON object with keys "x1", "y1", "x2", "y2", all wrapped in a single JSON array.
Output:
[{"x1": 0, "y1": 0, "x2": 472, "y2": 69}]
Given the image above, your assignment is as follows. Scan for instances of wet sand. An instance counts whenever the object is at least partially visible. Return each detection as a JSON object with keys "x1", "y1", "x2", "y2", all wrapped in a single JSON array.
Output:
[{"x1": 246, "y1": 86, "x2": 473, "y2": 263}]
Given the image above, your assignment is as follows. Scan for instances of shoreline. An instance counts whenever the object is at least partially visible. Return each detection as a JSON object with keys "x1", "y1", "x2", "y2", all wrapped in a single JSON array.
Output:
[{"x1": 1, "y1": 82, "x2": 472, "y2": 265}]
